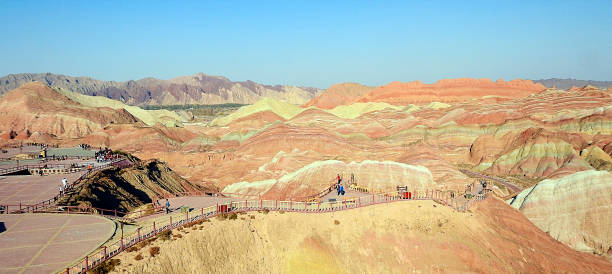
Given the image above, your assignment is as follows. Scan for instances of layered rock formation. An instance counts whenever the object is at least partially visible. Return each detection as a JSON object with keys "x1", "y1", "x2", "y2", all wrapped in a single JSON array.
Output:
[
  {"x1": 470, "y1": 128, "x2": 592, "y2": 178},
  {"x1": 303, "y1": 82, "x2": 374, "y2": 109},
  {"x1": 222, "y1": 160, "x2": 435, "y2": 199},
  {"x1": 0, "y1": 82, "x2": 140, "y2": 139},
  {"x1": 2, "y1": 79, "x2": 612, "y2": 263},
  {"x1": 58, "y1": 159, "x2": 212, "y2": 213},
  {"x1": 0, "y1": 73, "x2": 322, "y2": 105},
  {"x1": 509, "y1": 170, "x2": 612, "y2": 258},
  {"x1": 56, "y1": 87, "x2": 189, "y2": 127},
  {"x1": 357, "y1": 78, "x2": 546, "y2": 106}
]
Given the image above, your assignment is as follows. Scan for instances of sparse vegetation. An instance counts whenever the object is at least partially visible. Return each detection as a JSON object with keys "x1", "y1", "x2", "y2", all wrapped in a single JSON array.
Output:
[
  {"x1": 159, "y1": 230, "x2": 172, "y2": 241},
  {"x1": 228, "y1": 212, "x2": 238, "y2": 220},
  {"x1": 216, "y1": 213, "x2": 228, "y2": 220},
  {"x1": 137, "y1": 238, "x2": 154, "y2": 249},
  {"x1": 134, "y1": 254, "x2": 143, "y2": 261},
  {"x1": 142, "y1": 103, "x2": 246, "y2": 119},
  {"x1": 88, "y1": 258, "x2": 120, "y2": 274},
  {"x1": 262, "y1": 208, "x2": 269, "y2": 214},
  {"x1": 334, "y1": 220, "x2": 340, "y2": 225},
  {"x1": 126, "y1": 246, "x2": 139, "y2": 252},
  {"x1": 279, "y1": 210, "x2": 285, "y2": 214},
  {"x1": 149, "y1": 246, "x2": 160, "y2": 257}
]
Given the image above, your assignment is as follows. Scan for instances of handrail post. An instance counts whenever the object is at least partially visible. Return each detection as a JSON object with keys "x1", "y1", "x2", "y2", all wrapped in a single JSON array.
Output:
[
  {"x1": 137, "y1": 227, "x2": 141, "y2": 241},
  {"x1": 103, "y1": 245, "x2": 107, "y2": 259},
  {"x1": 186, "y1": 211, "x2": 189, "y2": 224},
  {"x1": 85, "y1": 255, "x2": 89, "y2": 271},
  {"x1": 153, "y1": 222, "x2": 157, "y2": 235},
  {"x1": 170, "y1": 216, "x2": 173, "y2": 227}
]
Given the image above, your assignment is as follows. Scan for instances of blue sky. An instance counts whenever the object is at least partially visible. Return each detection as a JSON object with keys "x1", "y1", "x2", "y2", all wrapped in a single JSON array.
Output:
[{"x1": 1, "y1": 0, "x2": 611, "y2": 88}]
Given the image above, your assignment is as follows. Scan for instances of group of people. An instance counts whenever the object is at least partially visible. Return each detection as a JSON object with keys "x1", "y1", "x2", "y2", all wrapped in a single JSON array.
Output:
[
  {"x1": 95, "y1": 148, "x2": 114, "y2": 163},
  {"x1": 336, "y1": 174, "x2": 345, "y2": 196},
  {"x1": 78, "y1": 143, "x2": 92, "y2": 149}
]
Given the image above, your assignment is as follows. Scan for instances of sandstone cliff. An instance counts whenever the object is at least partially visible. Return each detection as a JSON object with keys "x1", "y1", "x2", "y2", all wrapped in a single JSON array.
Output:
[{"x1": 509, "y1": 170, "x2": 612, "y2": 258}]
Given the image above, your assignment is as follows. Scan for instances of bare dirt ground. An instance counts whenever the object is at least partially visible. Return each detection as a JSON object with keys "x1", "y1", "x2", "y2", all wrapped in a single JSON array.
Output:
[{"x1": 109, "y1": 199, "x2": 612, "y2": 274}]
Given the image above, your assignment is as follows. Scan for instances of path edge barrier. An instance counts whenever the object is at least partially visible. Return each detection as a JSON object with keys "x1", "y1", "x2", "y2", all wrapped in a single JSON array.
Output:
[{"x1": 64, "y1": 189, "x2": 490, "y2": 273}]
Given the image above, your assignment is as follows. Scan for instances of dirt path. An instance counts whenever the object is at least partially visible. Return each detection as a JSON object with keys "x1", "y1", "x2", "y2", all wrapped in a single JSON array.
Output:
[{"x1": 459, "y1": 169, "x2": 521, "y2": 193}]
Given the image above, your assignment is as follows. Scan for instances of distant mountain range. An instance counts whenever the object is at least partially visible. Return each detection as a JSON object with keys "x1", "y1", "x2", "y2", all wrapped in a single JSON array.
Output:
[
  {"x1": 0, "y1": 73, "x2": 322, "y2": 106},
  {"x1": 1, "y1": 74, "x2": 609, "y2": 106},
  {"x1": 533, "y1": 78, "x2": 612, "y2": 90}
]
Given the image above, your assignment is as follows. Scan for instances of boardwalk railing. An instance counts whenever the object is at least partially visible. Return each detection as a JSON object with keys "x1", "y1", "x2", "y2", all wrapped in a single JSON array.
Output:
[
  {"x1": 2, "y1": 157, "x2": 132, "y2": 214},
  {"x1": 65, "y1": 189, "x2": 490, "y2": 273}
]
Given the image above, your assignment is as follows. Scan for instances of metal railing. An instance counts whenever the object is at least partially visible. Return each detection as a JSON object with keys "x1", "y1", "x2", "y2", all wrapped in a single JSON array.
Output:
[
  {"x1": 64, "y1": 189, "x2": 490, "y2": 273},
  {"x1": 2, "y1": 157, "x2": 131, "y2": 214}
]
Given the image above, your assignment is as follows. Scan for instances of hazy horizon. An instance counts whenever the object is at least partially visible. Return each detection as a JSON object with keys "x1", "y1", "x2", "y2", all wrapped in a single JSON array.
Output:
[{"x1": 1, "y1": 1, "x2": 611, "y2": 88}]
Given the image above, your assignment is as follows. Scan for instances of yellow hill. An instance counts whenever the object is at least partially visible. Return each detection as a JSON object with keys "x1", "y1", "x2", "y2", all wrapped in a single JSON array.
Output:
[
  {"x1": 211, "y1": 98, "x2": 421, "y2": 126},
  {"x1": 211, "y1": 97, "x2": 305, "y2": 126},
  {"x1": 56, "y1": 87, "x2": 187, "y2": 127},
  {"x1": 328, "y1": 102, "x2": 403, "y2": 119}
]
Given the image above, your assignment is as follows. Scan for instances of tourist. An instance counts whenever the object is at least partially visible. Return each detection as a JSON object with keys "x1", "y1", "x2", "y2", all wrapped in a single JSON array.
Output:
[
  {"x1": 340, "y1": 184, "x2": 345, "y2": 196},
  {"x1": 165, "y1": 199, "x2": 170, "y2": 214},
  {"x1": 62, "y1": 178, "x2": 68, "y2": 189},
  {"x1": 58, "y1": 186, "x2": 63, "y2": 196}
]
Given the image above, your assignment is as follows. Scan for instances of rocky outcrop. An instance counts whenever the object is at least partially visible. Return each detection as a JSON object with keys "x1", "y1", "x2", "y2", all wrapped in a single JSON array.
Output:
[
  {"x1": 470, "y1": 128, "x2": 593, "y2": 178},
  {"x1": 0, "y1": 73, "x2": 322, "y2": 105},
  {"x1": 57, "y1": 159, "x2": 213, "y2": 213},
  {"x1": 581, "y1": 145, "x2": 612, "y2": 171},
  {"x1": 509, "y1": 170, "x2": 612, "y2": 257}
]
